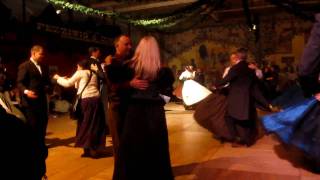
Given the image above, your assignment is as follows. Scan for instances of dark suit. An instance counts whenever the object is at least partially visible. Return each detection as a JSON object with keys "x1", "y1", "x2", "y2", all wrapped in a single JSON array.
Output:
[
  {"x1": 17, "y1": 60, "x2": 51, "y2": 179},
  {"x1": 87, "y1": 57, "x2": 109, "y2": 133},
  {"x1": 216, "y1": 60, "x2": 257, "y2": 145},
  {"x1": 217, "y1": 60, "x2": 256, "y2": 120},
  {"x1": 299, "y1": 13, "x2": 320, "y2": 97},
  {"x1": 105, "y1": 57, "x2": 134, "y2": 180}
]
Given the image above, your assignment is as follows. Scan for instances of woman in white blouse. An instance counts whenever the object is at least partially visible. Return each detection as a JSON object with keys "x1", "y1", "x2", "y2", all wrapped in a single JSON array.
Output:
[
  {"x1": 179, "y1": 65, "x2": 195, "y2": 81},
  {"x1": 53, "y1": 60, "x2": 106, "y2": 158}
]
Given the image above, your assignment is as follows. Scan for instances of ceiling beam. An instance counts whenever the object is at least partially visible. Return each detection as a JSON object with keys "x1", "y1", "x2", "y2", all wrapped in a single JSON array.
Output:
[
  {"x1": 115, "y1": 0, "x2": 197, "y2": 13},
  {"x1": 217, "y1": 0, "x2": 320, "y2": 13},
  {"x1": 90, "y1": 1, "x2": 121, "y2": 9}
]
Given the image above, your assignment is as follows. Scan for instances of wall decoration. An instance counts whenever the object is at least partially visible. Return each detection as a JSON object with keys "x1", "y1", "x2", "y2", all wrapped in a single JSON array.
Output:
[
  {"x1": 162, "y1": 14, "x2": 313, "y2": 88},
  {"x1": 36, "y1": 23, "x2": 113, "y2": 44}
]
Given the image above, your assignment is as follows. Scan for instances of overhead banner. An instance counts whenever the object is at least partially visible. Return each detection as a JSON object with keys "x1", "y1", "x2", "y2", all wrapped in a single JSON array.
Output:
[{"x1": 36, "y1": 23, "x2": 113, "y2": 44}]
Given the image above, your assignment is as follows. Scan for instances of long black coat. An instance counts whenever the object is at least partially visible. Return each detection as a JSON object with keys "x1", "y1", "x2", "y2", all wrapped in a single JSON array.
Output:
[{"x1": 216, "y1": 60, "x2": 256, "y2": 120}]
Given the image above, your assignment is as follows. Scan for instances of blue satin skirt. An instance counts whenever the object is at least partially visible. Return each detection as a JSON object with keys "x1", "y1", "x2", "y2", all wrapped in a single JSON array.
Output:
[{"x1": 262, "y1": 98, "x2": 320, "y2": 161}]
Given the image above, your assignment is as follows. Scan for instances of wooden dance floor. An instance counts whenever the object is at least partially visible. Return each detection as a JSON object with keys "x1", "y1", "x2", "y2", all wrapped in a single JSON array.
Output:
[{"x1": 46, "y1": 103, "x2": 320, "y2": 180}]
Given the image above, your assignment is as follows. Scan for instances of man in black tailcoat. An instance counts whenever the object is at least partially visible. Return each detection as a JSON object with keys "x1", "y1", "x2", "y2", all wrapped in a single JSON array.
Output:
[
  {"x1": 215, "y1": 49, "x2": 258, "y2": 146},
  {"x1": 17, "y1": 45, "x2": 51, "y2": 179}
]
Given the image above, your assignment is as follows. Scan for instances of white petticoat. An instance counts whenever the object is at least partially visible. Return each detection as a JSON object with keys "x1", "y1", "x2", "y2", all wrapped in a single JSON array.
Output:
[{"x1": 182, "y1": 80, "x2": 212, "y2": 105}]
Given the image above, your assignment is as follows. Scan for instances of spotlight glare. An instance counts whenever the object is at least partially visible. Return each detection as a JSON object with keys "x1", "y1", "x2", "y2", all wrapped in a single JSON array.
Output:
[{"x1": 253, "y1": 24, "x2": 257, "y2": 30}]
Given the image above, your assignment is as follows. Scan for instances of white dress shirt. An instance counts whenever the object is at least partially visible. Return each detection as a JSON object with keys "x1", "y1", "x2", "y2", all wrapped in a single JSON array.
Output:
[
  {"x1": 222, "y1": 66, "x2": 231, "y2": 78},
  {"x1": 30, "y1": 58, "x2": 42, "y2": 75}
]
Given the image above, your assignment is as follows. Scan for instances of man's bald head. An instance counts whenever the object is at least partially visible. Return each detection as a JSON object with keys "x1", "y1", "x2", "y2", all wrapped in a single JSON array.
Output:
[{"x1": 114, "y1": 35, "x2": 132, "y2": 59}]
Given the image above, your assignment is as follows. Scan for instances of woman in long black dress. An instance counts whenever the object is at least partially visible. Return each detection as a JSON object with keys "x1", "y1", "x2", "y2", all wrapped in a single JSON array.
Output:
[
  {"x1": 114, "y1": 36, "x2": 173, "y2": 180},
  {"x1": 194, "y1": 90, "x2": 233, "y2": 141}
]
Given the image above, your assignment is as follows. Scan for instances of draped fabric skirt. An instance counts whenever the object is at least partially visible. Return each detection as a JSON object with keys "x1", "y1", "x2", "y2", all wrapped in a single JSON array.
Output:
[
  {"x1": 115, "y1": 100, "x2": 173, "y2": 180},
  {"x1": 182, "y1": 80, "x2": 212, "y2": 106},
  {"x1": 194, "y1": 93, "x2": 234, "y2": 141},
  {"x1": 262, "y1": 98, "x2": 320, "y2": 161},
  {"x1": 75, "y1": 97, "x2": 106, "y2": 150}
]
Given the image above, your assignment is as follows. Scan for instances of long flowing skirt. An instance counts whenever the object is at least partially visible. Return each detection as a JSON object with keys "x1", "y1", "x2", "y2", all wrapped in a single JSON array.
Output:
[
  {"x1": 182, "y1": 80, "x2": 212, "y2": 106},
  {"x1": 194, "y1": 93, "x2": 234, "y2": 141},
  {"x1": 262, "y1": 98, "x2": 320, "y2": 161},
  {"x1": 173, "y1": 82, "x2": 183, "y2": 99},
  {"x1": 76, "y1": 97, "x2": 106, "y2": 149},
  {"x1": 115, "y1": 100, "x2": 173, "y2": 180}
]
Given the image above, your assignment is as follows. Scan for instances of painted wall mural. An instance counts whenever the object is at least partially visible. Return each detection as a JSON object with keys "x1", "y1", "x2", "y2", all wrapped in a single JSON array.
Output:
[{"x1": 160, "y1": 13, "x2": 313, "y2": 89}]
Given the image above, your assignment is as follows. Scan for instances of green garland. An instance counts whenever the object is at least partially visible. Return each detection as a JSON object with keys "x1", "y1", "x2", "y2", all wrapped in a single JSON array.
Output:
[
  {"x1": 48, "y1": 0, "x2": 204, "y2": 29},
  {"x1": 132, "y1": 18, "x2": 170, "y2": 26},
  {"x1": 127, "y1": 10, "x2": 198, "y2": 29},
  {"x1": 48, "y1": 0, "x2": 116, "y2": 17}
]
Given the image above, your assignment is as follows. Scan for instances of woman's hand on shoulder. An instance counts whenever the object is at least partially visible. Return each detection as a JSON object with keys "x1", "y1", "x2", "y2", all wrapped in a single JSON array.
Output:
[
  {"x1": 130, "y1": 77, "x2": 149, "y2": 90},
  {"x1": 53, "y1": 74, "x2": 60, "y2": 80}
]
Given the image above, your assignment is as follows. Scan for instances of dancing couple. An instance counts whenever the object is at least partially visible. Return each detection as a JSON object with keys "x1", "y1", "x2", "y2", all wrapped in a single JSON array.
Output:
[{"x1": 192, "y1": 49, "x2": 272, "y2": 147}]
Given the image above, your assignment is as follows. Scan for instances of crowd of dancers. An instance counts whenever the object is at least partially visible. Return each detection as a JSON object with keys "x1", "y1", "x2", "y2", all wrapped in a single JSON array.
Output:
[
  {"x1": 1, "y1": 35, "x2": 174, "y2": 180},
  {"x1": 186, "y1": 13, "x2": 320, "y2": 171},
  {"x1": 1, "y1": 13, "x2": 320, "y2": 180}
]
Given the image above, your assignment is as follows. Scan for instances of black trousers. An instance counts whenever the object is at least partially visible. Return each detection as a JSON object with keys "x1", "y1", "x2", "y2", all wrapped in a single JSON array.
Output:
[
  {"x1": 24, "y1": 107, "x2": 48, "y2": 180},
  {"x1": 225, "y1": 115, "x2": 257, "y2": 146}
]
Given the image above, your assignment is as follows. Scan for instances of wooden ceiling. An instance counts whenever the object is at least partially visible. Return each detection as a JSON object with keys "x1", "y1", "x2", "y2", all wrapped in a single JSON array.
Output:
[
  {"x1": 1, "y1": 0, "x2": 319, "y2": 25},
  {"x1": 88, "y1": 0, "x2": 198, "y2": 16},
  {"x1": 86, "y1": 0, "x2": 320, "y2": 16}
]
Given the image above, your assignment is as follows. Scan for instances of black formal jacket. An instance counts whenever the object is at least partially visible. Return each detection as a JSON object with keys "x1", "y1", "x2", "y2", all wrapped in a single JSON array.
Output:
[
  {"x1": 216, "y1": 60, "x2": 256, "y2": 120},
  {"x1": 17, "y1": 60, "x2": 51, "y2": 108},
  {"x1": 105, "y1": 57, "x2": 133, "y2": 103},
  {"x1": 87, "y1": 57, "x2": 109, "y2": 102}
]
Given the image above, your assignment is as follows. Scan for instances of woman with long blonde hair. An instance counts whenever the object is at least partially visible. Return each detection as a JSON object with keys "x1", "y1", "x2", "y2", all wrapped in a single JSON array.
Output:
[
  {"x1": 130, "y1": 36, "x2": 161, "y2": 81},
  {"x1": 114, "y1": 36, "x2": 174, "y2": 180}
]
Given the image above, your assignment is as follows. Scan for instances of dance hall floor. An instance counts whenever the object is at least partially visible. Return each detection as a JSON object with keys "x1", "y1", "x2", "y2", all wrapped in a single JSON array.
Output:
[{"x1": 46, "y1": 103, "x2": 320, "y2": 180}]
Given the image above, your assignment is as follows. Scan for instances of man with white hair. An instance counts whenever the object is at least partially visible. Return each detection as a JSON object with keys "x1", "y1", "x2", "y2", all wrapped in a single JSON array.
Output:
[{"x1": 215, "y1": 48, "x2": 259, "y2": 147}]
